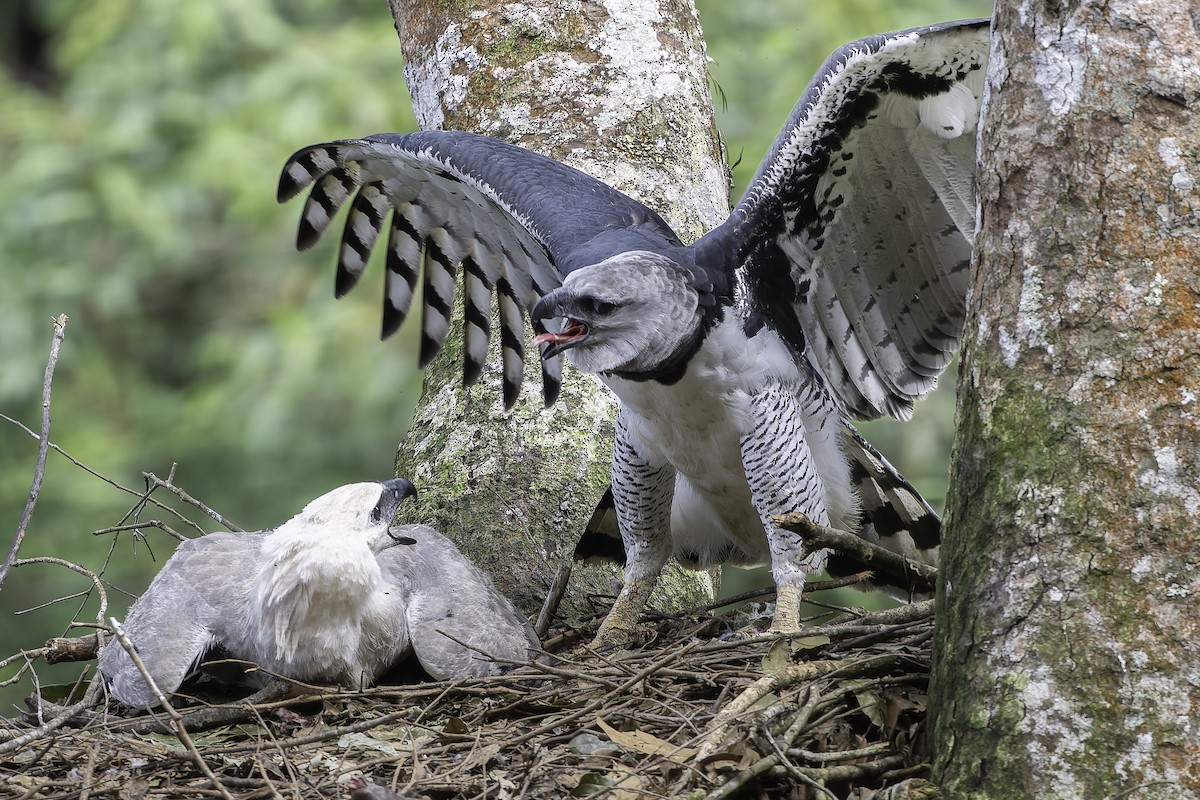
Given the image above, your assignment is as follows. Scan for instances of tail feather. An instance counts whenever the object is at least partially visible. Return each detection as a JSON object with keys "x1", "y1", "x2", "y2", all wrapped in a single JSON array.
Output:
[
  {"x1": 573, "y1": 486, "x2": 626, "y2": 566},
  {"x1": 574, "y1": 427, "x2": 942, "y2": 601},
  {"x1": 827, "y1": 425, "x2": 940, "y2": 599}
]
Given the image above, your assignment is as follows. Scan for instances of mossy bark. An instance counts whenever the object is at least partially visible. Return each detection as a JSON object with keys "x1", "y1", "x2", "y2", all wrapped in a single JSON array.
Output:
[
  {"x1": 931, "y1": 1, "x2": 1200, "y2": 796},
  {"x1": 385, "y1": 0, "x2": 728, "y2": 620}
]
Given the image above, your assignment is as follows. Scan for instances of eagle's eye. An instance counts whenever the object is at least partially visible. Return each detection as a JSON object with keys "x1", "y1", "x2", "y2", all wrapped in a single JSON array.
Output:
[
  {"x1": 581, "y1": 297, "x2": 618, "y2": 316},
  {"x1": 370, "y1": 507, "x2": 383, "y2": 524}
]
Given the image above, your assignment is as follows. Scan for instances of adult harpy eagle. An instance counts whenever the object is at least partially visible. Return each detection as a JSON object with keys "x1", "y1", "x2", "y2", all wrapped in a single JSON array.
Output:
[
  {"x1": 99, "y1": 479, "x2": 539, "y2": 707},
  {"x1": 278, "y1": 21, "x2": 989, "y2": 647}
]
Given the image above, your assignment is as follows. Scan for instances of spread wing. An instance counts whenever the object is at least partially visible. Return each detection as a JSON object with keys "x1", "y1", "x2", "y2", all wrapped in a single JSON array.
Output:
[
  {"x1": 700, "y1": 20, "x2": 990, "y2": 420},
  {"x1": 98, "y1": 534, "x2": 261, "y2": 707},
  {"x1": 278, "y1": 131, "x2": 684, "y2": 408},
  {"x1": 378, "y1": 524, "x2": 538, "y2": 679}
]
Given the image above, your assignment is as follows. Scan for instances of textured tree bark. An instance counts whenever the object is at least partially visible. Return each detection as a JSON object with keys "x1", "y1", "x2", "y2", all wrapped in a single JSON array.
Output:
[
  {"x1": 932, "y1": 1, "x2": 1200, "y2": 796},
  {"x1": 386, "y1": 0, "x2": 728, "y2": 621}
]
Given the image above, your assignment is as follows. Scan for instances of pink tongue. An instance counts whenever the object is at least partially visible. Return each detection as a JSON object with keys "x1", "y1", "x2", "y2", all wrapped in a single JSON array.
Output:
[
  {"x1": 534, "y1": 320, "x2": 587, "y2": 346},
  {"x1": 533, "y1": 331, "x2": 570, "y2": 346}
]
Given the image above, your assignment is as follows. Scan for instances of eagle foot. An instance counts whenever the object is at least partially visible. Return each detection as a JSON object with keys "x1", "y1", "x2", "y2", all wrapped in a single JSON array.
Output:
[
  {"x1": 589, "y1": 573, "x2": 660, "y2": 652},
  {"x1": 767, "y1": 581, "x2": 806, "y2": 635},
  {"x1": 589, "y1": 622, "x2": 655, "y2": 653}
]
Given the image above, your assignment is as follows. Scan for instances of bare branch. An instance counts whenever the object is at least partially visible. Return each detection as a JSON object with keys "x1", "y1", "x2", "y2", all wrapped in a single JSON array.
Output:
[
  {"x1": 0, "y1": 314, "x2": 68, "y2": 592},
  {"x1": 10, "y1": 556, "x2": 108, "y2": 628},
  {"x1": 142, "y1": 471, "x2": 244, "y2": 532},
  {"x1": 0, "y1": 415, "x2": 209, "y2": 537},
  {"x1": 42, "y1": 636, "x2": 101, "y2": 665},
  {"x1": 534, "y1": 564, "x2": 572, "y2": 639},
  {"x1": 773, "y1": 512, "x2": 938, "y2": 593}
]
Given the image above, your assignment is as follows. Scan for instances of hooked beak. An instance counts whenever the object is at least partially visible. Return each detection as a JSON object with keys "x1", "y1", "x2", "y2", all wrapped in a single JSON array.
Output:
[
  {"x1": 382, "y1": 530, "x2": 418, "y2": 548},
  {"x1": 531, "y1": 291, "x2": 589, "y2": 360},
  {"x1": 375, "y1": 478, "x2": 419, "y2": 550},
  {"x1": 371, "y1": 477, "x2": 418, "y2": 526}
]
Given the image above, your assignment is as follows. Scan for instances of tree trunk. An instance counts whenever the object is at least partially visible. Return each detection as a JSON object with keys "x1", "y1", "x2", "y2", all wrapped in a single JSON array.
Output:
[
  {"x1": 932, "y1": 1, "x2": 1200, "y2": 796},
  {"x1": 386, "y1": 0, "x2": 728, "y2": 621}
]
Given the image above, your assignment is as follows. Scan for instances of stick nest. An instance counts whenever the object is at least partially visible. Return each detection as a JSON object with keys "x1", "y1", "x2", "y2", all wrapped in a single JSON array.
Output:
[{"x1": 2, "y1": 595, "x2": 935, "y2": 800}]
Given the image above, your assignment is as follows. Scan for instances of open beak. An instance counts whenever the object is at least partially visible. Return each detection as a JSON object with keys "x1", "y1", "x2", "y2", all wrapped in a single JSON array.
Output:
[
  {"x1": 372, "y1": 478, "x2": 419, "y2": 550},
  {"x1": 533, "y1": 319, "x2": 589, "y2": 360},
  {"x1": 372, "y1": 477, "x2": 418, "y2": 526}
]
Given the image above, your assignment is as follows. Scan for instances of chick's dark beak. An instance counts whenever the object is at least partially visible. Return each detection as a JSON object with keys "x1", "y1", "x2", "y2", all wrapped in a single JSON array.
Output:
[
  {"x1": 372, "y1": 477, "x2": 418, "y2": 525},
  {"x1": 383, "y1": 477, "x2": 418, "y2": 503},
  {"x1": 385, "y1": 531, "x2": 418, "y2": 546},
  {"x1": 377, "y1": 478, "x2": 419, "y2": 548}
]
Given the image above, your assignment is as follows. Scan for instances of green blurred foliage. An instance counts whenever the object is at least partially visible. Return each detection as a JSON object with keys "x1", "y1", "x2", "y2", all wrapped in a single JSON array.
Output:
[
  {"x1": 0, "y1": 0, "x2": 420, "y2": 708},
  {"x1": 0, "y1": 0, "x2": 989, "y2": 709}
]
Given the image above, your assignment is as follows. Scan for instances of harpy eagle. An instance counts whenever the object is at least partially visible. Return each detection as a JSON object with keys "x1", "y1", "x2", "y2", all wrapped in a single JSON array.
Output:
[
  {"x1": 277, "y1": 21, "x2": 989, "y2": 647},
  {"x1": 99, "y1": 479, "x2": 539, "y2": 707}
]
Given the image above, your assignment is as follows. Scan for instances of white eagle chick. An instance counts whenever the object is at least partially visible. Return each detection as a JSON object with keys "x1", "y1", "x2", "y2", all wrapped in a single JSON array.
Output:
[{"x1": 99, "y1": 479, "x2": 538, "y2": 708}]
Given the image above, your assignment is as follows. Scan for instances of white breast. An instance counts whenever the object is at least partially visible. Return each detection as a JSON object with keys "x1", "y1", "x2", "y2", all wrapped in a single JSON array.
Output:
[
  {"x1": 603, "y1": 318, "x2": 799, "y2": 469},
  {"x1": 603, "y1": 319, "x2": 801, "y2": 566}
]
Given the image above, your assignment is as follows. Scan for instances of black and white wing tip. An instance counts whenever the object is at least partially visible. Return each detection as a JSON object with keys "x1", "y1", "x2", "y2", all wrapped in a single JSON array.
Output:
[
  {"x1": 277, "y1": 135, "x2": 565, "y2": 410},
  {"x1": 716, "y1": 19, "x2": 990, "y2": 422}
]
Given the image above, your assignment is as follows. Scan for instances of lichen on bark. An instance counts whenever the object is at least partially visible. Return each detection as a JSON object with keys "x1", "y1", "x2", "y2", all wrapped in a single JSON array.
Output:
[
  {"x1": 385, "y1": 0, "x2": 728, "y2": 620},
  {"x1": 932, "y1": 0, "x2": 1200, "y2": 796}
]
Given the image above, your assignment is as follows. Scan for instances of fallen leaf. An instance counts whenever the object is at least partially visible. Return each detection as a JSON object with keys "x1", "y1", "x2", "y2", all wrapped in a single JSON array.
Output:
[
  {"x1": 761, "y1": 639, "x2": 791, "y2": 673},
  {"x1": 595, "y1": 717, "x2": 697, "y2": 762},
  {"x1": 570, "y1": 772, "x2": 611, "y2": 797},
  {"x1": 761, "y1": 636, "x2": 832, "y2": 672},
  {"x1": 338, "y1": 732, "x2": 399, "y2": 757},
  {"x1": 462, "y1": 742, "x2": 503, "y2": 771},
  {"x1": 441, "y1": 716, "x2": 470, "y2": 735},
  {"x1": 567, "y1": 732, "x2": 613, "y2": 755}
]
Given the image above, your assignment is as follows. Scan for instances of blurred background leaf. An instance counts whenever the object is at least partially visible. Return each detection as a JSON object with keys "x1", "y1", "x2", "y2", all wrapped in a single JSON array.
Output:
[{"x1": 0, "y1": 0, "x2": 988, "y2": 710}]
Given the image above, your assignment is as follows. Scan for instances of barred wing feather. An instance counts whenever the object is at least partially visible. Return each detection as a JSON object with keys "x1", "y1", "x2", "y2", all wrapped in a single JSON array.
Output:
[
  {"x1": 278, "y1": 131, "x2": 680, "y2": 408},
  {"x1": 710, "y1": 20, "x2": 990, "y2": 421}
]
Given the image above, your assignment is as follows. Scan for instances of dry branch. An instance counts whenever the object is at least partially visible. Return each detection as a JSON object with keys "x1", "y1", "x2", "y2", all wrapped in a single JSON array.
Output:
[
  {"x1": 774, "y1": 513, "x2": 938, "y2": 592},
  {"x1": 142, "y1": 471, "x2": 244, "y2": 533},
  {"x1": 0, "y1": 314, "x2": 68, "y2": 592},
  {"x1": 43, "y1": 635, "x2": 100, "y2": 664}
]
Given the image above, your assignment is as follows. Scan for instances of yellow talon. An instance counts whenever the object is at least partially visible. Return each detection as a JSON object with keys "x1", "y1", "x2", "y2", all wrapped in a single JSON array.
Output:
[
  {"x1": 591, "y1": 574, "x2": 659, "y2": 649},
  {"x1": 768, "y1": 581, "x2": 805, "y2": 634}
]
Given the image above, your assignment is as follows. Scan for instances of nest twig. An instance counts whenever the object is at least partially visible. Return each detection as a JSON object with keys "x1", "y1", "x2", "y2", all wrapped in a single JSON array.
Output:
[
  {"x1": 1, "y1": 592, "x2": 936, "y2": 800},
  {"x1": 0, "y1": 316, "x2": 939, "y2": 799}
]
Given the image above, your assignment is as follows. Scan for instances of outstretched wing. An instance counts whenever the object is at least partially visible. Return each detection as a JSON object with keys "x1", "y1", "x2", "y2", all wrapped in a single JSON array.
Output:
[
  {"x1": 98, "y1": 534, "x2": 260, "y2": 707},
  {"x1": 701, "y1": 20, "x2": 990, "y2": 420},
  {"x1": 379, "y1": 524, "x2": 538, "y2": 679},
  {"x1": 278, "y1": 131, "x2": 684, "y2": 408}
]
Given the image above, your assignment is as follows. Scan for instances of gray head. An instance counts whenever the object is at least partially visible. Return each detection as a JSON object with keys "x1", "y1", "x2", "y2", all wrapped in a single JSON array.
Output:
[{"x1": 530, "y1": 251, "x2": 702, "y2": 375}]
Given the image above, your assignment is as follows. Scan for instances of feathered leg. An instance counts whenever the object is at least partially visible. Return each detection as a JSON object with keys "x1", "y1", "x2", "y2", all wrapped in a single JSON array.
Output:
[
  {"x1": 592, "y1": 410, "x2": 675, "y2": 649},
  {"x1": 741, "y1": 382, "x2": 835, "y2": 634}
]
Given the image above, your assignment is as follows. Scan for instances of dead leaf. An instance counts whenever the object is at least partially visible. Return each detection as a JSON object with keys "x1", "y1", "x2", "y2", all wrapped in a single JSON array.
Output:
[
  {"x1": 595, "y1": 717, "x2": 697, "y2": 763},
  {"x1": 854, "y1": 688, "x2": 885, "y2": 729},
  {"x1": 441, "y1": 716, "x2": 470, "y2": 735},
  {"x1": 794, "y1": 634, "x2": 831, "y2": 649},
  {"x1": 761, "y1": 636, "x2": 832, "y2": 672},
  {"x1": 462, "y1": 742, "x2": 503, "y2": 771},
  {"x1": 761, "y1": 639, "x2": 791, "y2": 673},
  {"x1": 338, "y1": 732, "x2": 399, "y2": 757}
]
